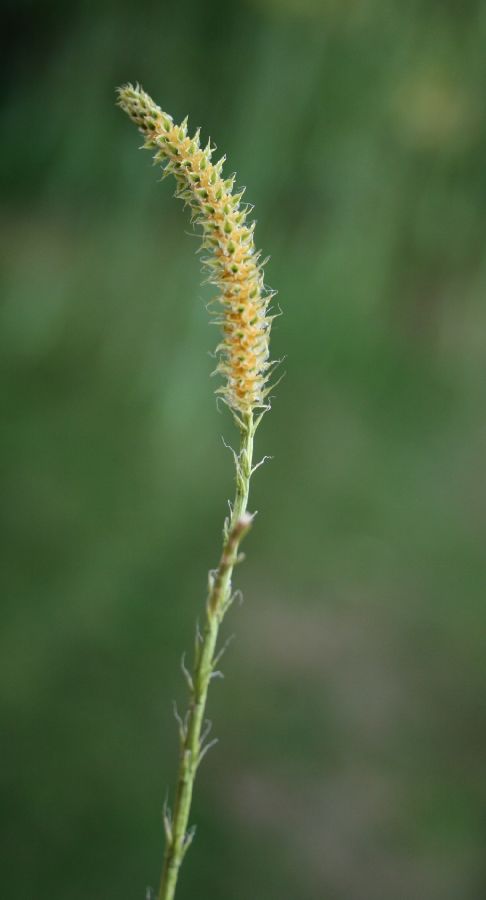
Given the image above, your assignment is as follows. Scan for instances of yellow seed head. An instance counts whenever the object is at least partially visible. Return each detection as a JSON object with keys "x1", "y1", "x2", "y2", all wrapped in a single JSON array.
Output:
[{"x1": 117, "y1": 83, "x2": 275, "y2": 416}]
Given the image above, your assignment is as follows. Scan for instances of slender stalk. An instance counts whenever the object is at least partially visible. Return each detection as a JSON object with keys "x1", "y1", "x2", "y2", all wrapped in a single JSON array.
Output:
[{"x1": 158, "y1": 411, "x2": 256, "y2": 900}]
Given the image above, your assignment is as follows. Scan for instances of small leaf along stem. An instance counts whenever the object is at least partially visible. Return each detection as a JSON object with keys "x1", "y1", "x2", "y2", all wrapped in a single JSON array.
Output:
[{"x1": 158, "y1": 411, "x2": 256, "y2": 900}]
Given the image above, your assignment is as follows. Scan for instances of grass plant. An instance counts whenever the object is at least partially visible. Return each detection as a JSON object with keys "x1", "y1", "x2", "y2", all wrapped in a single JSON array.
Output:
[{"x1": 117, "y1": 84, "x2": 278, "y2": 900}]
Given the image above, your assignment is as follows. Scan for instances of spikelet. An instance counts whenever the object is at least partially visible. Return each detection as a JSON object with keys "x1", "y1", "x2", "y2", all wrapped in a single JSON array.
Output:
[{"x1": 117, "y1": 83, "x2": 275, "y2": 417}]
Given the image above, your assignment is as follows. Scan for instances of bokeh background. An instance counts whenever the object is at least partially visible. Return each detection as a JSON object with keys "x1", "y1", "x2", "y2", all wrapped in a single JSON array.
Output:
[{"x1": 2, "y1": 1, "x2": 486, "y2": 898}]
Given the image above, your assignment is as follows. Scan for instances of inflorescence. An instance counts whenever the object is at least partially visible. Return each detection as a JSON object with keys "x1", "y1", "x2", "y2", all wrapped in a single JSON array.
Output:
[{"x1": 117, "y1": 83, "x2": 276, "y2": 417}]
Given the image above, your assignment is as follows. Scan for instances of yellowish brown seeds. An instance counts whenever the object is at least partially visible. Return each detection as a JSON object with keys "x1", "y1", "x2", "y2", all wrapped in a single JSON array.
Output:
[{"x1": 117, "y1": 83, "x2": 275, "y2": 416}]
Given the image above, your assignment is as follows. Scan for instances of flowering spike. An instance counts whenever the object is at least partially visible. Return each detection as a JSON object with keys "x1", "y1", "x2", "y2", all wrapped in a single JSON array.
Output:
[{"x1": 117, "y1": 83, "x2": 274, "y2": 415}]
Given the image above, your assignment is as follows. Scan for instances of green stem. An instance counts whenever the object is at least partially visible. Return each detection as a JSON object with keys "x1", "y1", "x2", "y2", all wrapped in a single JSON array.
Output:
[{"x1": 158, "y1": 410, "x2": 256, "y2": 900}]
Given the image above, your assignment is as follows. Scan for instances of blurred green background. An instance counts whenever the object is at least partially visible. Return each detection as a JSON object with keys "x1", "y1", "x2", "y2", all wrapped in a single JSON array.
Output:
[{"x1": 2, "y1": 1, "x2": 486, "y2": 898}]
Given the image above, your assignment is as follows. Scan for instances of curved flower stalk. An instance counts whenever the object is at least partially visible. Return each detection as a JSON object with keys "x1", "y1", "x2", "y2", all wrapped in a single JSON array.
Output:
[
  {"x1": 117, "y1": 83, "x2": 276, "y2": 417},
  {"x1": 117, "y1": 84, "x2": 278, "y2": 900}
]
